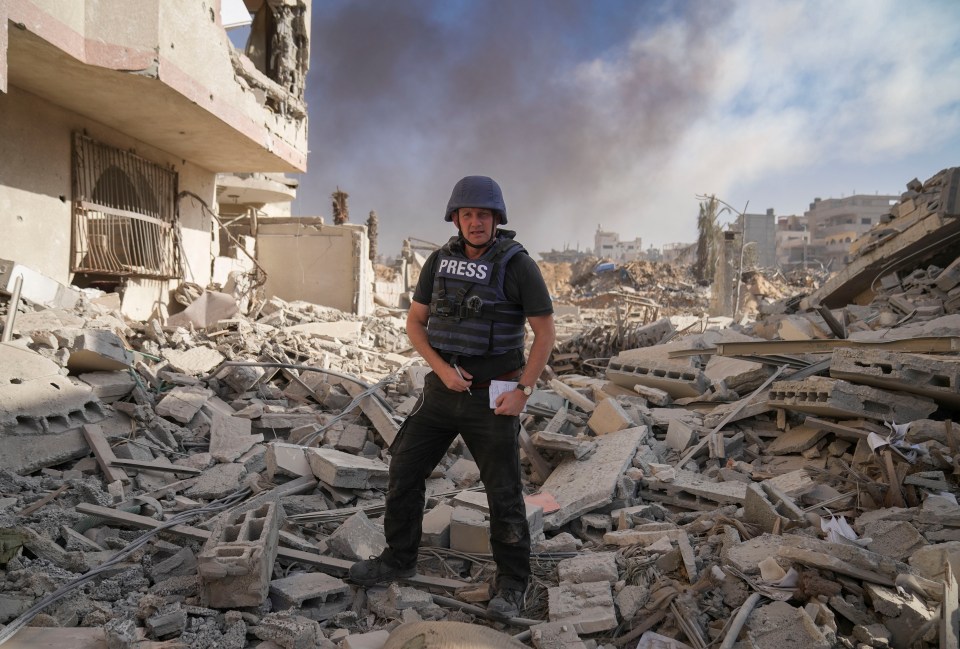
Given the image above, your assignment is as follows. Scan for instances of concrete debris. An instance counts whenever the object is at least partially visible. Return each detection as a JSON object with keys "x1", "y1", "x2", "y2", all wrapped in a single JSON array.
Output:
[{"x1": 0, "y1": 169, "x2": 959, "y2": 648}]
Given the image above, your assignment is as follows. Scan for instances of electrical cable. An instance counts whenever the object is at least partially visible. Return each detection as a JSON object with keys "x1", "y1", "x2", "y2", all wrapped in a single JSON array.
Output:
[{"x1": 0, "y1": 487, "x2": 251, "y2": 646}]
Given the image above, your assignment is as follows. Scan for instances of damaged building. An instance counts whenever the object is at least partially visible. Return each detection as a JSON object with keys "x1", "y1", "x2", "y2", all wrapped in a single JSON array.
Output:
[{"x1": 3, "y1": 4, "x2": 960, "y2": 649}]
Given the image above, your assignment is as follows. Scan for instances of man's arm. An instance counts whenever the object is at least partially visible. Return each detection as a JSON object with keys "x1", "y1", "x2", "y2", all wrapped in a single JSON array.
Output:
[
  {"x1": 406, "y1": 301, "x2": 473, "y2": 392},
  {"x1": 494, "y1": 313, "x2": 556, "y2": 416}
]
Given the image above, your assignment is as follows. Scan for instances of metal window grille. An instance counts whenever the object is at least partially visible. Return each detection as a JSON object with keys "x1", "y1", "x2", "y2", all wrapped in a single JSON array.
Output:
[{"x1": 71, "y1": 133, "x2": 181, "y2": 279}]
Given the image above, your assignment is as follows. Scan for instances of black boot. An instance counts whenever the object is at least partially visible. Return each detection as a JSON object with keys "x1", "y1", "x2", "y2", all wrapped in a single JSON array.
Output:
[{"x1": 348, "y1": 554, "x2": 416, "y2": 587}]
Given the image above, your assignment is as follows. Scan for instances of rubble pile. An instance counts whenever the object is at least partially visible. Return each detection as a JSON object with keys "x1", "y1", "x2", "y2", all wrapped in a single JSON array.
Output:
[{"x1": 0, "y1": 169, "x2": 959, "y2": 649}]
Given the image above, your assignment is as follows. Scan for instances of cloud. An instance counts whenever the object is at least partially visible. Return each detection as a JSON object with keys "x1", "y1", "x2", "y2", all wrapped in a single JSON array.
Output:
[{"x1": 297, "y1": 0, "x2": 960, "y2": 259}]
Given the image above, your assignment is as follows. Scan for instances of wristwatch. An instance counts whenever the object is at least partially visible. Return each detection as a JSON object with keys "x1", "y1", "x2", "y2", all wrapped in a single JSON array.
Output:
[{"x1": 516, "y1": 383, "x2": 533, "y2": 396}]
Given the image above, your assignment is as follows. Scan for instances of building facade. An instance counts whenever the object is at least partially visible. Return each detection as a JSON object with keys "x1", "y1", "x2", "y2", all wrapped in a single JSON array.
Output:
[
  {"x1": 803, "y1": 194, "x2": 898, "y2": 270},
  {"x1": 594, "y1": 226, "x2": 643, "y2": 262},
  {"x1": 1, "y1": 0, "x2": 310, "y2": 319}
]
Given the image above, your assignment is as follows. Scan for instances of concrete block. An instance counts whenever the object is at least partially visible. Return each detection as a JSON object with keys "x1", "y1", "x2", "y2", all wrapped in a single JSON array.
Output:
[
  {"x1": 615, "y1": 585, "x2": 650, "y2": 621},
  {"x1": 155, "y1": 385, "x2": 214, "y2": 424},
  {"x1": 185, "y1": 463, "x2": 247, "y2": 500},
  {"x1": 529, "y1": 621, "x2": 588, "y2": 649},
  {"x1": 0, "y1": 343, "x2": 106, "y2": 435},
  {"x1": 587, "y1": 397, "x2": 632, "y2": 435},
  {"x1": 745, "y1": 600, "x2": 830, "y2": 649},
  {"x1": 644, "y1": 468, "x2": 747, "y2": 507},
  {"x1": 769, "y1": 376, "x2": 937, "y2": 422},
  {"x1": 421, "y1": 503, "x2": 454, "y2": 547},
  {"x1": 252, "y1": 612, "x2": 319, "y2": 649},
  {"x1": 664, "y1": 418, "x2": 697, "y2": 452},
  {"x1": 744, "y1": 482, "x2": 804, "y2": 534},
  {"x1": 557, "y1": 552, "x2": 619, "y2": 584},
  {"x1": 451, "y1": 489, "x2": 489, "y2": 514},
  {"x1": 766, "y1": 424, "x2": 826, "y2": 455},
  {"x1": 269, "y1": 572, "x2": 351, "y2": 621},
  {"x1": 162, "y1": 346, "x2": 225, "y2": 375},
  {"x1": 908, "y1": 540, "x2": 960, "y2": 582},
  {"x1": 58, "y1": 329, "x2": 133, "y2": 372},
  {"x1": 547, "y1": 581, "x2": 617, "y2": 634},
  {"x1": 146, "y1": 602, "x2": 187, "y2": 639},
  {"x1": 541, "y1": 426, "x2": 647, "y2": 531},
  {"x1": 266, "y1": 442, "x2": 312, "y2": 480},
  {"x1": 306, "y1": 447, "x2": 388, "y2": 489},
  {"x1": 217, "y1": 364, "x2": 265, "y2": 393},
  {"x1": 446, "y1": 458, "x2": 481, "y2": 487},
  {"x1": 830, "y1": 347, "x2": 960, "y2": 408},
  {"x1": 935, "y1": 255, "x2": 960, "y2": 291},
  {"x1": 335, "y1": 424, "x2": 368, "y2": 454},
  {"x1": 199, "y1": 502, "x2": 280, "y2": 608},
  {"x1": 606, "y1": 341, "x2": 709, "y2": 398},
  {"x1": 450, "y1": 506, "x2": 491, "y2": 554},
  {"x1": 326, "y1": 510, "x2": 386, "y2": 561},
  {"x1": 863, "y1": 584, "x2": 937, "y2": 648},
  {"x1": 77, "y1": 371, "x2": 135, "y2": 403},
  {"x1": 862, "y1": 520, "x2": 926, "y2": 560},
  {"x1": 209, "y1": 409, "x2": 262, "y2": 463}
]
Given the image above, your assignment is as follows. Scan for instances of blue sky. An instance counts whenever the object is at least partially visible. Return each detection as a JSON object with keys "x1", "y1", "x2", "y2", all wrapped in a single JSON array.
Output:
[{"x1": 293, "y1": 0, "x2": 960, "y2": 260}]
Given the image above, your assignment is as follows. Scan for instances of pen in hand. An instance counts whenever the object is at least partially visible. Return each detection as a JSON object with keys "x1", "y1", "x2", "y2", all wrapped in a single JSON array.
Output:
[{"x1": 453, "y1": 364, "x2": 472, "y2": 395}]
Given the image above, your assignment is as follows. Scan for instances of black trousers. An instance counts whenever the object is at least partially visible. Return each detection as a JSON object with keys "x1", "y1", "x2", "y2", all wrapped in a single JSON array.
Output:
[{"x1": 381, "y1": 371, "x2": 531, "y2": 591}]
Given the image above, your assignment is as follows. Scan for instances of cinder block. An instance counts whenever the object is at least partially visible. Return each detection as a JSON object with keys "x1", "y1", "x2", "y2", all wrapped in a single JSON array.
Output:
[
  {"x1": 199, "y1": 502, "x2": 280, "y2": 608},
  {"x1": 547, "y1": 581, "x2": 617, "y2": 634},
  {"x1": 587, "y1": 398, "x2": 632, "y2": 435},
  {"x1": 830, "y1": 347, "x2": 960, "y2": 409},
  {"x1": 449, "y1": 506, "x2": 491, "y2": 554},
  {"x1": 769, "y1": 376, "x2": 937, "y2": 422},
  {"x1": 269, "y1": 572, "x2": 351, "y2": 621}
]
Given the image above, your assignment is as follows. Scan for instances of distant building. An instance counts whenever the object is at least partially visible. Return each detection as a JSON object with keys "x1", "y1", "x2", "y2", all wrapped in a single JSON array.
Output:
[
  {"x1": 775, "y1": 215, "x2": 811, "y2": 269},
  {"x1": 661, "y1": 242, "x2": 695, "y2": 265},
  {"x1": 740, "y1": 208, "x2": 778, "y2": 268},
  {"x1": 803, "y1": 194, "x2": 898, "y2": 270},
  {"x1": 539, "y1": 245, "x2": 590, "y2": 264},
  {"x1": 594, "y1": 226, "x2": 643, "y2": 262}
]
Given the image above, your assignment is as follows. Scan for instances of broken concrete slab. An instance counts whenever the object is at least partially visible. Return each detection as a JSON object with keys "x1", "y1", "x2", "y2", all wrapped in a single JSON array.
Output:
[
  {"x1": 305, "y1": 447, "x2": 388, "y2": 489},
  {"x1": 540, "y1": 426, "x2": 647, "y2": 531},
  {"x1": 547, "y1": 581, "x2": 617, "y2": 634},
  {"x1": 769, "y1": 376, "x2": 937, "y2": 422},
  {"x1": 155, "y1": 385, "x2": 214, "y2": 423},
  {"x1": 326, "y1": 511, "x2": 386, "y2": 562}
]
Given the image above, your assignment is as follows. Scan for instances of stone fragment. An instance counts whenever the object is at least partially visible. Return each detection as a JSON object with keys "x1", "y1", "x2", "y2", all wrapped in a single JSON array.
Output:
[
  {"x1": 217, "y1": 364, "x2": 265, "y2": 393},
  {"x1": 745, "y1": 600, "x2": 830, "y2": 649},
  {"x1": 155, "y1": 385, "x2": 213, "y2": 423},
  {"x1": 615, "y1": 585, "x2": 650, "y2": 621},
  {"x1": 252, "y1": 612, "x2": 319, "y2": 649},
  {"x1": 326, "y1": 511, "x2": 386, "y2": 561},
  {"x1": 162, "y1": 346, "x2": 225, "y2": 374},
  {"x1": 306, "y1": 447, "x2": 389, "y2": 489},
  {"x1": 446, "y1": 458, "x2": 481, "y2": 488},
  {"x1": 530, "y1": 621, "x2": 588, "y2": 649},
  {"x1": 208, "y1": 409, "x2": 262, "y2": 463},
  {"x1": 77, "y1": 371, "x2": 136, "y2": 403},
  {"x1": 185, "y1": 463, "x2": 246, "y2": 500},
  {"x1": 58, "y1": 329, "x2": 133, "y2": 371},
  {"x1": 664, "y1": 418, "x2": 697, "y2": 452},
  {"x1": 547, "y1": 581, "x2": 617, "y2": 634},
  {"x1": 450, "y1": 506, "x2": 491, "y2": 554},
  {"x1": 557, "y1": 552, "x2": 619, "y2": 584},
  {"x1": 766, "y1": 424, "x2": 826, "y2": 455},
  {"x1": 908, "y1": 540, "x2": 960, "y2": 581},
  {"x1": 341, "y1": 630, "x2": 390, "y2": 649},
  {"x1": 421, "y1": 503, "x2": 454, "y2": 548},
  {"x1": 266, "y1": 442, "x2": 312, "y2": 480},
  {"x1": 587, "y1": 397, "x2": 632, "y2": 435},
  {"x1": 862, "y1": 520, "x2": 926, "y2": 560}
]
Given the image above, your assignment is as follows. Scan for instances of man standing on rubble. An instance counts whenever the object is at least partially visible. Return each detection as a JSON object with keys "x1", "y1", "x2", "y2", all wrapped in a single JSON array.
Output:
[{"x1": 349, "y1": 175, "x2": 556, "y2": 618}]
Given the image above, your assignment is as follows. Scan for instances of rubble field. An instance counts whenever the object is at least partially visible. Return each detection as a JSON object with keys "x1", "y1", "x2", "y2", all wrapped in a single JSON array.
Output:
[{"x1": 1, "y1": 168, "x2": 960, "y2": 649}]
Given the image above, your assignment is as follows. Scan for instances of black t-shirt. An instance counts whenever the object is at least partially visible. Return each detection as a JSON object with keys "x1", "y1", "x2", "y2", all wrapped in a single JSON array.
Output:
[{"x1": 412, "y1": 237, "x2": 554, "y2": 379}]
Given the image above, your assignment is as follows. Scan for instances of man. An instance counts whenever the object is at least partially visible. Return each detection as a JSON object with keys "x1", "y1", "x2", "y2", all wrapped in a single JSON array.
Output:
[{"x1": 349, "y1": 176, "x2": 556, "y2": 618}]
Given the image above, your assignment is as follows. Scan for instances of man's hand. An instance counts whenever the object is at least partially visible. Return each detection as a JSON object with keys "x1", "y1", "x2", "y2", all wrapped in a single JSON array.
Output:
[
  {"x1": 494, "y1": 389, "x2": 528, "y2": 416},
  {"x1": 442, "y1": 364, "x2": 473, "y2": 393}
]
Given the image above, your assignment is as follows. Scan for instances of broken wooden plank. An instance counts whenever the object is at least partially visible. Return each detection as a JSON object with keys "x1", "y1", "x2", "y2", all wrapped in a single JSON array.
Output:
[
  {"x1": 17, "y1": 484, "x2": 69, "y2": 517},
  {"x1": 341, "y1": 380, "x2": 400, "y2": 446},
  {"x1": 81, "y1": 423, "x2": 129, "y2": 484}
]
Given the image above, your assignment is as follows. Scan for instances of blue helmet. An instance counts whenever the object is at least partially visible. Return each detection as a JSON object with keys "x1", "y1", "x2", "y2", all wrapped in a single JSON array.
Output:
[{"x1": 444, "y1": 176, "x2": 508, "y2": 224}]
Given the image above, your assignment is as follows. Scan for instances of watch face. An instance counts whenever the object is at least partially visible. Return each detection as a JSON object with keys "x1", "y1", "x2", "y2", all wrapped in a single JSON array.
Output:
[{"x1": 520, "y1": 384, "x2": 532, "y2": 395}]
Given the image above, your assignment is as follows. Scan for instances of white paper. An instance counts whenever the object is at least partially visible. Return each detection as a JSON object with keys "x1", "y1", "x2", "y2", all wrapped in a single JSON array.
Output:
[{"x1": 489, "y1": 380, "x2": 518, "y2": 409}]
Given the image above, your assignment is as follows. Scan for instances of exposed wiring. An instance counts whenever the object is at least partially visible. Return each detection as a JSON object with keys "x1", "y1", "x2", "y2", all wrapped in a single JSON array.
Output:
[{"x1": 0, "y1": 488, "x2": 251, "y2": 646}]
